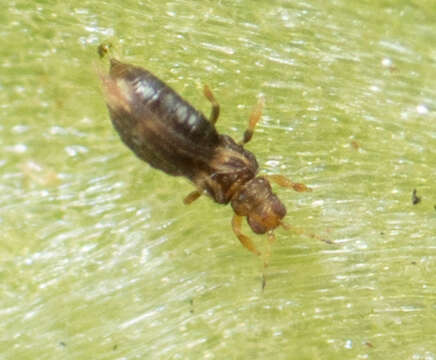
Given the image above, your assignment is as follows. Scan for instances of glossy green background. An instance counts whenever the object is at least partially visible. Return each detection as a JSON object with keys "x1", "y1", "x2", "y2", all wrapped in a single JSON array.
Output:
[{"x1": 1, "y1": 0, "x2": 435, "y2": 358}]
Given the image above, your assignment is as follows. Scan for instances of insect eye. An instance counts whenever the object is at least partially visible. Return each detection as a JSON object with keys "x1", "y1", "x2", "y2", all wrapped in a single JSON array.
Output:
[{"x1": 247, "y1": 215, "x2": 268, "y2": 234}]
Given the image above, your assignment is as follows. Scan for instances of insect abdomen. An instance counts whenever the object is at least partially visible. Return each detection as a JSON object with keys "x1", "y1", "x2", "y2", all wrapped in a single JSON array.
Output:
[
  {"x1": 110, "y1": 60, "x2": 219, "y2": 149},
  {"x1": 103, "y1": 59, "x2": 220, "y2": 177}
]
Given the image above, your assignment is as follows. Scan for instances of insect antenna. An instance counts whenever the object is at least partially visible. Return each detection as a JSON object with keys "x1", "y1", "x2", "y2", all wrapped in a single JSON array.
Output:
[{"x1": 279, "y1": 221, "x2": 333, "y2": 245}]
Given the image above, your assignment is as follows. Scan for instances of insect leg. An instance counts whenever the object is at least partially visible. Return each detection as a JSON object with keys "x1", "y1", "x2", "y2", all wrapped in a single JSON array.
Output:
[
  {"x1": 241, "y1": 96, "x2": 265, "y2": 144},
  {"x1": 183, "y1": 190, "x2": 202, "y2": 205},
  {"x1": 265, "y1": 174, "x2": 312, "y2": 192},
  {"x1": 97, "y1": 42, "x2": 113, "y2": 59},
  {"x1": 232, "y1": 214, "x2": 261, "y2": 256},
  {"x1": 203, "y1": 85, "x2": 220, "y2": 125}
]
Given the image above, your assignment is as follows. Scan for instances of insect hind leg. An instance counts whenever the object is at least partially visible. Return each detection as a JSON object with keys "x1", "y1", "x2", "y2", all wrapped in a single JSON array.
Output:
[
  {"x1": 183, "y1": 190, "x2": 202, "y2": 205},
  {"x1": 242, "y1": 96, "x2": 265, "y2": 144},
  {"x1": 203, "y1": 85, "x2": 220, "y2": 125}
]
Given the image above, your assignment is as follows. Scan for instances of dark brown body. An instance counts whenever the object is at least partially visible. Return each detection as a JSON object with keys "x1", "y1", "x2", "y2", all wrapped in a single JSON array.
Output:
[
  {"x1": 103, "y1": 59, "x2": 259, "y2": 203},
  {"x1": 101, "y1": 58, "x2": 310, "y2": 255}
]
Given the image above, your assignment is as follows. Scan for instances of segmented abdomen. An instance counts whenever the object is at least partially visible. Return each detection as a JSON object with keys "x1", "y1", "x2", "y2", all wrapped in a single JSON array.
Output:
[{"x1": 103, "y1": 60, "x2": 220, "y2": 178}]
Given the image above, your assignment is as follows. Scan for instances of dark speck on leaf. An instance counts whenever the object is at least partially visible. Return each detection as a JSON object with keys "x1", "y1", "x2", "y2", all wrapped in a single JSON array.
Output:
[{"x1": 412, "y1": 189, "x2": 421, "y2": 205}]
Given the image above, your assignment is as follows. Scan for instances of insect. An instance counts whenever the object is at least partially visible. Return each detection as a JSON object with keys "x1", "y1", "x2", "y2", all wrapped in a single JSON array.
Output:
[{"x1": 99, "y1": 50, "x2": 312, "y2": 256}]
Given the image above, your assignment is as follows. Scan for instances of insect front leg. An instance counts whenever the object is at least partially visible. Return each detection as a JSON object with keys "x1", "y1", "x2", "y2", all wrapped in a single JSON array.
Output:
[
  {"x1": 241, "y1": 96, "x2": 265, "y2": 144},
  {"x1": 264, "y1": 174, "x2": 312, "y2": 192},
  {"x1": 203, "y1": 85, "x2": 220, "y2": 125},
  {"x1": 231, "y1": 214, "x2": 261, "y2": 256}
]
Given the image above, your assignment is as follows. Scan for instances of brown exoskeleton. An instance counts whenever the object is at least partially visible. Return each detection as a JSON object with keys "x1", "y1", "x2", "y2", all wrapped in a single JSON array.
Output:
[{"x1": 99, "y1": 51, "x2": 312, "y2": 257}]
